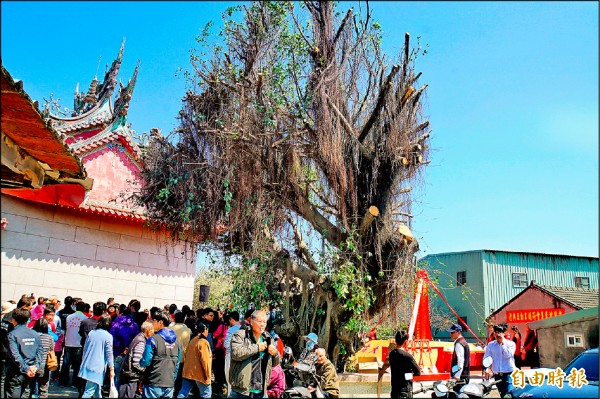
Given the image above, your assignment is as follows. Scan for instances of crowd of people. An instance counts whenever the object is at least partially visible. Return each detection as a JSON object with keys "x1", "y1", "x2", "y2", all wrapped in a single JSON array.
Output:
[
  {"x1": 1, "y1": 294, "x2": 340, "y2": 399},
  {"x1": 2, "y1": 292, "x2": 541, "y2": 399}
]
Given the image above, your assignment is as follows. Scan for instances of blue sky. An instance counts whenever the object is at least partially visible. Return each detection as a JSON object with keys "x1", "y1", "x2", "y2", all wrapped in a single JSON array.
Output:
[{"x1": 2, "y1": 1, "x2": 598, "y2": 258}]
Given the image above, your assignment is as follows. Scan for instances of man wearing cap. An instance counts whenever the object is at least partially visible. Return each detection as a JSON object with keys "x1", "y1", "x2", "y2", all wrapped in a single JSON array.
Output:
[
  {"x1": 483, "y1": 324, "x2": 516, "y2": 398},
  {"x1": 447, "y1": 323, "x2": 470, "y2": 394}
]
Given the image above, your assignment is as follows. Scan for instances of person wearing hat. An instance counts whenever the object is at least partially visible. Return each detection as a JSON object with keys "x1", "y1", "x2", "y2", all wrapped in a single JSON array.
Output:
[
  {"x1": 1, "y1": 301, "x2": 17, "y2": 317},
  {"x1": 299, "y1": 332, "x2": 319, "y2": 365},
  {"x1": 483, "y1": 324, "x2": 516, "y2": 398},
  {"x1": 447, "y1": 323, "x2": 470, "y2": 393}
]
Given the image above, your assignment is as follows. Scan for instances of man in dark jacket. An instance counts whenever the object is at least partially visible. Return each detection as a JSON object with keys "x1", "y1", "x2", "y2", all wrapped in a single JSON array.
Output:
[
  {"x1": 4, "y1": 308, "x2": 44, "y2": 398},
  {"x1": 378, "y1": 330, "x2": 421, "y2": 399},
  {"x1": 448, "y1": 323, "x2": 470, "y2": 394},
  {"x1": 140, "y1": 310, "x2": 181, "y2": 398},
  {"x1": 229, "y1": 310, "x2": 280, "y2": 398},
  {"x1": 1, "y1": 297, "x2": 33, "y2": 379}
]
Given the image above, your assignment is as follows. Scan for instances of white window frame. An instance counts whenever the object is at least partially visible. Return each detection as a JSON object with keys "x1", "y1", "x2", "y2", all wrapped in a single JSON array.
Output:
[
  {"x1": 565, "y1": 333, "x2": 584, "y2": 348},
  {"x1": 512, "y1": 272, "x2": 528, "y2": 288},
  {"x1": 574, "y1": 276, "x2": 590, "y2": 289}
]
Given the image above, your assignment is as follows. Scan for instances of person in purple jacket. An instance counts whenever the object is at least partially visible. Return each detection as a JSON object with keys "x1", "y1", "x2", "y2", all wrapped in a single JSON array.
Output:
[{"x1": 109, "y1": 307, "x2": 140, "y2": 388}]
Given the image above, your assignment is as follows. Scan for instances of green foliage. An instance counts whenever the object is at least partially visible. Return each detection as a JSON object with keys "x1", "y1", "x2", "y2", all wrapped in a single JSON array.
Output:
[
  {"x1": 193, "y1": 265, "x2": 233, "y2": 310},
  {"x1": 323, "y1": 228, "x2": 374, "y2": 332},
  {"x1": 226, "y1": 255, "x2": 282, "y2": 311}
]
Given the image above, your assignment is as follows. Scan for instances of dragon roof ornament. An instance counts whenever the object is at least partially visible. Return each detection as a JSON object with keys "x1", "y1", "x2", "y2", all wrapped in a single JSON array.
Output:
[
  {"x1": 46, "y1": 39, "x2": 126, "y2": 120},
  {"x1": 95, "y1": 38, "x2": 125, "y2": 102},
  {"x1": 112, "y1": 60, "x2": 139, "y2": 127}
]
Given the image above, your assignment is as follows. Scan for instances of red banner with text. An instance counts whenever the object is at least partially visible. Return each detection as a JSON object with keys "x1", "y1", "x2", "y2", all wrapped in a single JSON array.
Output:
[{"x1": 507, "y1": 308, "x2": 565, "y2": 323}]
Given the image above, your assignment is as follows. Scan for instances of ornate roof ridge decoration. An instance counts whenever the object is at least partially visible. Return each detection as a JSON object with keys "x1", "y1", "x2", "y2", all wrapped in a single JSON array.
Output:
[
  {"x1": 83, "y1": 198, "x2": 146, "y2": 218},
  {"x1": 70, "y1": 122, "x2": 142, "y2": 161},
  {"x1": 55, "y1": 200, "x2": 147, "y2": 221},
  {"x1": 43, "y1": 40, "x2": 142, "y2": 162},
  {"x1": 46, "y1": 38, "x2": 125, "y2": 121},
  {"x1": 50, "y1": 99, "x2": 112, "y2": 134}
]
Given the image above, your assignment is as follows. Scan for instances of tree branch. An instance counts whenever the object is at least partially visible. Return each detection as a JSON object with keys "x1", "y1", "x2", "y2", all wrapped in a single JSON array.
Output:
[
  {"x1": 294, "y1": 194, "x2": 344, "y2": 247},
  {"x1": 402, "y1": 32, "x2": 410, "y2": 80},
  {"x1": 290, "y1": 7, "x2": 313, "y2": 49},
  {"x1": 358, "y1": 64, "x2": 400, "y2": 142},
  {"x1": 288, "y1": 217, "x2": 318, "y2": 272},
  {"x1": 325, "y1": 95, "x2": 373, "y2": 161},
  {"x1": 411, "y1": 84, "x2": 428, "y2": 107},
  {"x1": 333, "y1": 8, "x2": 353, "y2": 45},
  {"x1": 262, "y1": 225, "x2": 318, "y2": 282},
  {"x1": 359, "y1": 206, "x2": 379, "y2": 235}
]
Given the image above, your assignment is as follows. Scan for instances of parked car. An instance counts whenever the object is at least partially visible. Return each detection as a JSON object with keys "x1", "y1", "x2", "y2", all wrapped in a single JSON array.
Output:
[{"x1": 508, "y1": 348, "x2": 598, "y2": 398}]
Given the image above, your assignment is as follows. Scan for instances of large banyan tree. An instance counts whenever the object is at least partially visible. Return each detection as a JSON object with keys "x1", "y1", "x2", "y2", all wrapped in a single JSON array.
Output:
[{"x1": 134, "y1": 1, "x2": 431, "y2": 358}]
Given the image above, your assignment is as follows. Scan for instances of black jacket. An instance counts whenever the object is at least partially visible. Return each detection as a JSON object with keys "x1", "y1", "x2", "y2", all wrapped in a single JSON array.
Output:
[{"x1": 389, "y1": 348, "x2": 421, "y2": 395}]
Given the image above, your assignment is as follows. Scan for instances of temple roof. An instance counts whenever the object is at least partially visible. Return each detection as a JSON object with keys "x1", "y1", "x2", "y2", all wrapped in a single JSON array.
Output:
[
  {"x1": 4, "y1": 41, "x2": 148, "y2": 222},
  {"x1": 1, "y1": 64, "x2": 91, "y2": 193}
]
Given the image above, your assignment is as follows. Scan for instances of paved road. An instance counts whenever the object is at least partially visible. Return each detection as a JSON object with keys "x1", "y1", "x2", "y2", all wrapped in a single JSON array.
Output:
[{"x1": 2, "y1": 375, "x2": 501, "y2": 398}]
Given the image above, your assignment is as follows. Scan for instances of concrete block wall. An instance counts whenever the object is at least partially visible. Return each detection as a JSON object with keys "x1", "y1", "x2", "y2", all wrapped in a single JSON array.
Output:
[{"x1": 1, "y1": 194, "x2": 196, "y2": 309}]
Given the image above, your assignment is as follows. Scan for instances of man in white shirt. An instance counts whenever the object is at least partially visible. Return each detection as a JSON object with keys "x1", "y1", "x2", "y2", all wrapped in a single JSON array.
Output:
[
  {"x1": 484, "y1": 324, "x2": 516, "y2": 398},
  {"x1": 223, "y1": 311, "x2": 241, "y2": 395},
  {"x1": 59, "y1": 301, "x2": 88, "y2": 390}
]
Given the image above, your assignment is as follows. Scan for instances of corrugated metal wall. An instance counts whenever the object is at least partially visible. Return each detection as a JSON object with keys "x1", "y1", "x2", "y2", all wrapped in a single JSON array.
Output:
[
  {"x1": 482, "y1": 251, "x2": 599, "y2": 314},
  {"x1": 422, "y1": 251, "x2": 487, "y2": 340},
  {"x1": 422, "y1": 250, "x2": 599, "y2": 341}
]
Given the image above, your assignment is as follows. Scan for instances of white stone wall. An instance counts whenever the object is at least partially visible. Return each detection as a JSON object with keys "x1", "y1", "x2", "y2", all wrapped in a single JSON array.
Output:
[{"x1": 1, "y1": 194, "x2": 196, "y2": 309}]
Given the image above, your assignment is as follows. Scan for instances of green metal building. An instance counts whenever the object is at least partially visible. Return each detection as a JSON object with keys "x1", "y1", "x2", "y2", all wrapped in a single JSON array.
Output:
[{"x1": 420, "y1": 250, "x2": 599, "y2": 342}]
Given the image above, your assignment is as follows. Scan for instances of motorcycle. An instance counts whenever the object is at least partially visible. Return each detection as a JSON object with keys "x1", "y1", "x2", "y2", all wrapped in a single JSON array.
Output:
[
  {"x1": 431, "y1": 364, "x2": 466, "y2": 398},
  {"x1": 281, "y1": 346, "x2": 299, "y2": 388},
  {"x1": 281, "y1": 358, "x2": 326, "y2": 398},
  {"x1": 431, "y1": 356, "x2": 498, "y2": 399}
]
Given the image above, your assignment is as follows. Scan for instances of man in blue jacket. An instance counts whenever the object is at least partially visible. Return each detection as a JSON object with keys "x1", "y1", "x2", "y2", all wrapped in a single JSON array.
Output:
[
  {"x1": 140, "y1": 309, "x2": 182, "y2": 398},
  {"x1": 4, "y1": 308, "x2": 43, "y2": 398}
]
